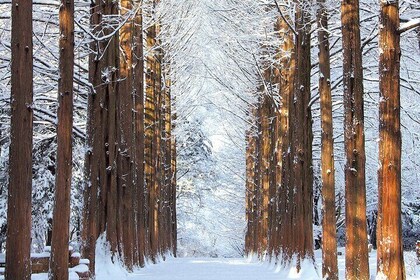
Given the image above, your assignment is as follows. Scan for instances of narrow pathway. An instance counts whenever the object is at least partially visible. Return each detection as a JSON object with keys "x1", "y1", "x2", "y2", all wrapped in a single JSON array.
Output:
[{"x1": 123, "y1": 251, "x2": 420, "y2": 280}]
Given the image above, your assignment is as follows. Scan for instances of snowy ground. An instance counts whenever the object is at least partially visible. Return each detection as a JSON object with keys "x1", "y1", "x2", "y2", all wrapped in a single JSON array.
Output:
[
  {"x1": 95, "y1": 249, "x2": 420, "y2": 280},
  {"x1": 2, "y1": 248, "x2": 418, "y2": 280}
]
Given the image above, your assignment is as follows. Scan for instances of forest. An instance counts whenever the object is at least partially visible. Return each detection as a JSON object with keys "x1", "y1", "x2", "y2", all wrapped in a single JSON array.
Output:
[{"x1": 0, "y1": 0, "x2": 419, "y2": 279}]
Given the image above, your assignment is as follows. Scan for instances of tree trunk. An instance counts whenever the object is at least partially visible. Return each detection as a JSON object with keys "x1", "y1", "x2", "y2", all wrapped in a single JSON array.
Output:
[
  {"x1": 49, "y1": 0, "x2": 75, "y2": 277},
  {"x1": 145, "y1": 7, "x2": 158, "y2": 261},
  {"x1": 170, "y1": 109, "x2": 177, "y2": 256},
  {"x1": 259, "y1": 94, "x2": 272, "y2": 257},
  {"x1": 377, "y1": 0, "x2": 405, "y2": 278},
  {"x1": 289, "y1": 0, "x2": 314, "y2": 267},
  {"x1": 6, "y1": 0, "x2": 33, "y2": 278},
  {"x1": 118, "y1": 0, "x2": 135, "y2": 269},
  {"x1": 163, "y1": 70, "x2": 173, "y2": 254},
  {"x1": 81, "y1": 0, "x2": 103, "y2": 274},
  {"x1": 317, "y1": 0, "x2": 338, "y2": 278},
  {"x1": 277, "y1": 15, "x2": 295, "y2": 261},
  {"x1": 103, "y1": 0, "x2": 119, "y2": 259},
  {"x1": 133, "y1": 3, "x2": 145, "y2": 267},
  {"x1": 341, "y1": 0, "x2": 369, "y2": 278},
  {"x1": 245, "y1": 122, "x2": 256, "y2": 255}
]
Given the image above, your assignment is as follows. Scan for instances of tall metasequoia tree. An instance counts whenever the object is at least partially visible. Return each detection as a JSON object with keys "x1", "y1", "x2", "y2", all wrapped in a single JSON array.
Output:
[
  {"x1": 82, "y1": 0, "x2": 119, "y2": 273},
  {"x1": 245, "y1": 2, "x2": 315, "y2": 267},
  {"x1": 81, "y1": 0, "x2": 175, "y2": 272},
  {"x1": 104, "y1": 0, "x2": 119, "y2": 258},
  {"x1": 289, "y1": 0, "x2": 314, "y2": 265},
  {"x1": 245, "y1": 106, "x2": 259, "y2": 256},
  {"x1": 341, "y1": 0, "x2": 369, "y2": 278},
  {"x1": 161, "y1": 66, "x2": 175, "y2": 256},
  {"x1": 49, "y1": 0, "x2": 75, "y2": 277},
  {"x1": 170, "y1": 106, "x2": 177, "y2": 256},
  {"x1": 317, "y1": 0, "x2": 338, "y2": 278},
  {"x1": 145, "y1": 11, "x2": 157, "y2": 262},
  {"x1": 275, "y1": 13, "x2": 295, "y2": 261},
  {"x1": 101, "y1": 0, "x2": 120, "y2": 262},
  {"x1": 133, "y1": 2, "x2": 146, "y2": 267},
  {"x1": 82, "y1": 0, "x2": 101, "y2": 272},
  {"x1": 6, "y1": 0, "x2": 33, "y2": 278},
  {"x1": 377, "y1": 0, "x2": 405, "y2": 278},
  {"x1": 258, "y1": 93, "x2": 274, "y2": 257},
  {"x1": 249, "y1": 100, "x2": 262, "y2": 255},
  {"x1": 118, "y1": 0, "x2": 136, "y2": 269}
]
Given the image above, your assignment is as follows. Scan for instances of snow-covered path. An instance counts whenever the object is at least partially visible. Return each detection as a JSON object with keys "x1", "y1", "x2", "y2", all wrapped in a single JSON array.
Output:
[
  {"x1": 127, "y1": 258, "x2": 282, "y2": 280},
  {"x1": 93, "y1": 250, "x2": 420, "y2": 280},
  {"x1": 121, "y1": 252, "x2": 420, "y2": 280}
]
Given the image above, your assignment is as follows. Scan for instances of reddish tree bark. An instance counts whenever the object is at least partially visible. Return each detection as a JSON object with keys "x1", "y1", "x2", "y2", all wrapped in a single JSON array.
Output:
[
  {"x1": 133, "y1": 4, "x2": 146, "y2": 267},
  {"x1": 317, "y1": 0, "x2": 338, "y2": 278},
  {"x1": 377, "y1": 0, "x2": 405, "y2": 278},
  {"x1": 49, "y1": 0, "x2": 75, "y2": 277},
  {"x1": 341, "y1": 0, "x2": 369, "y2": 278},
  {"x1": 6, "y1": 0, "x2": 34, "y2": 278}
]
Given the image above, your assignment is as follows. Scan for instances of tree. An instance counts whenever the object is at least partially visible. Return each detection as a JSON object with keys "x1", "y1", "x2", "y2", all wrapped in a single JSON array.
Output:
[
  {"x1": 5, "y1": 0, "x2": 34, "y2": 278},
  {"x1": 275, "y1": 11, "x2": 295, "y2": 261},
  {"x1": 281, "y1": 0, "x2": 315, "y2": 266},
  {"x1": 118, "y1": 0, "x2": 136, "y2": 269},
  {"x1": 133, "y1": 2, "x2": 146, "y2": 267},
  {"x1": 376, "y1": 0, "x2": 405, "y2": 278},
  {"x1": 317, "y1": 0, "x2": 338, "y2": 278},
  {"x1": 341, "y1": 0, "x2": 369, "y2": 278},
  {"x1": 49, "y1": 0, "x2": 75, "y2": 277},
  {"x1": 81, "y1": 0, "x2": 104, "y2": 273},
  {"x1": 145, "y1": 4, "x2": 158, "y2": 261}
]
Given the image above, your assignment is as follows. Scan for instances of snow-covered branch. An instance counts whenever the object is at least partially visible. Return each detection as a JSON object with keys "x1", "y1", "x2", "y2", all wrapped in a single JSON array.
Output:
[{"x1": 399, "y1": 18, "x2": 420, "y2": 34}]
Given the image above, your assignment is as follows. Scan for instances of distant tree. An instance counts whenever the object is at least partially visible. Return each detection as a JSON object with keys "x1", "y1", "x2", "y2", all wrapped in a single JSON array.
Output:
[{"x1": 5, "y1": 0, "x2": 34, "y2": 278}]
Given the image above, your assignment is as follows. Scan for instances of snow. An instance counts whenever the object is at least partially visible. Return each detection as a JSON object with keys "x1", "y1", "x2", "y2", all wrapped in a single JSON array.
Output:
[
  {"x1": 92, "y1": 249, "x2": 420, "y2": 280},
  {"x1": 127, "y1": 258, "x2": 283, "y2": 280}
]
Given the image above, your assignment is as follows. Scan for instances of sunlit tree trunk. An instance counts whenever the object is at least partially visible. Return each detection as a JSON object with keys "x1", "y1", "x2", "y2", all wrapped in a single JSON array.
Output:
[
  {"x1": 145, "y1": 2, "x2": 158, "y2": 260},
  {"x1": 6, "y1": 0, "x2": 33, "y2": 277},
  {"x1": 259, "y1": 94, "x2": 272, "y2": 257},
  {"x1": 254, "y1": 99, "x2": 263, "y2": 255},
  {"x1": 317, "y1": 0, "x2": 338, "y2": 278},
  {"x1": 377, "y1": 0, "x2": 405, "y2": 278},
  {"x1": 341, "y1": 0, "x2": 369, "y2": 278},
  {"x1": 154, "y1": 28, "x2": 163, "y2": 256},
  {"x1": 49, "y1": 0, "x2": 75, "y2": 277},
  {"x1": 245, "y1": 127, "x2": 255, "y2": 255},
  {"x1": 276, "y1": 16, "x2": 295, "y2": 261},
  {"x1": 133, "y1": 3, "x2": 146, "y2": 267}
]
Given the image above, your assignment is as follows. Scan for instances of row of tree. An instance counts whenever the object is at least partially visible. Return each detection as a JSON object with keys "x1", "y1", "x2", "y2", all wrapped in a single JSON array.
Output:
[
  {"x1": 5, "y1": 0, "x2": 177, "y2": 279},
  {"x1": 245, "y1": 0, "x2": 419, "y2": 280}
]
